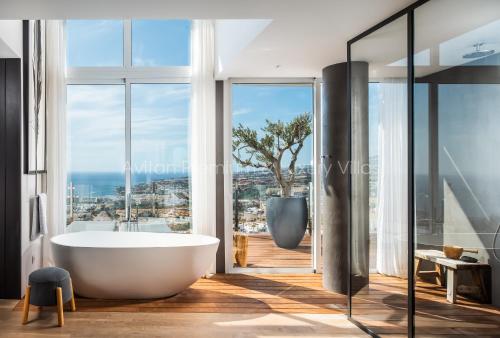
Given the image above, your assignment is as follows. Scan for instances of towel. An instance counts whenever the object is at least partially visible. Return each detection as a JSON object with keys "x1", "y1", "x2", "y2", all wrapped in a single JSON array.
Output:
[
  {"x1": 38, "y1": 193, "x2": 48, "y2": 235},
  {"x1": 30, "y1": 193, "x2": 48, "y2": 241}
]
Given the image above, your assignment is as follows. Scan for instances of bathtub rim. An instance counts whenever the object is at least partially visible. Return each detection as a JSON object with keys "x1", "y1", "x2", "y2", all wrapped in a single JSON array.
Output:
[{"x1": 51, "y1": 231, "x2": 220, "y2": 249}]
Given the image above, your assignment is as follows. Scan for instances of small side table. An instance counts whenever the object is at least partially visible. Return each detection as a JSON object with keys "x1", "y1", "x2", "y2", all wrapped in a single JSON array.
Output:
[{"x1": 415, "y1": 249, "x2": 490, "y2": 303}]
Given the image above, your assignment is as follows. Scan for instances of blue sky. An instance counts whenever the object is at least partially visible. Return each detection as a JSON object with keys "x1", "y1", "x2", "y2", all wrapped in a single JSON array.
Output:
[
  {"x1": 132, "y1": 20, "x2": 190, "y2": 66},
  {"x1": 131, "y1": 84, "x2": 191, "y2": 174},
  {"x1": 67, "y1": 84, "x2": 126, "y2": 172},
  {"x1": 67, "y1": 20, "x2": 124, "y2": 66},
  {"x1": 67, "y1": 83, "x2": 191, "y2": 173},
  {"x1": 66, "y1": 20, "x2": 190, "y2": 67},
  {"x1": 66, "y1": 20, "x2": 192, "y2": 174},
  {"x1": 232, "y1": 84, "x2": 314, "y2": 171},
  {"x1": 66, "y1": 21, "x2": 313, "y2": 174}
]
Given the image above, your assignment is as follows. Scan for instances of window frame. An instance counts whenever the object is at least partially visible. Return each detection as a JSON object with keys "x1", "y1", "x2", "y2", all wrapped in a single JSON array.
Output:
[
  {"x1": 65, "y1": 19, "x2": 192, "y2": 225},
  {"x1": 65, "y1": 20, "x2": 192, "y2": 79}
]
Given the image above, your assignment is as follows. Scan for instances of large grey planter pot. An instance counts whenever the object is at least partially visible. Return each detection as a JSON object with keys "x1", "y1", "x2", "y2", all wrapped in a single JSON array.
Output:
[{"x1": 266, "y1": 197, "x2": 308, "y2": 249}]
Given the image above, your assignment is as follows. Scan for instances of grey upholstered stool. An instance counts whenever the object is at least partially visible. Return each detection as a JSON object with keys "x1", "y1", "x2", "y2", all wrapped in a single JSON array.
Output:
[{"x1": 22, "y1": 267, "x2": 76, "y2": 327}]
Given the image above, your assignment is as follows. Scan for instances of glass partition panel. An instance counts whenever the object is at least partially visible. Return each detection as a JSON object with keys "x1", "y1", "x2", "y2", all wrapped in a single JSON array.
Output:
[
  {"x1": 231, "y1": 83, "x2": 314, "y2": 269},
  {"x1": 66, "y1": 20, "x2": 124, "y2": 67},
  {"x1": 414, "y1": 1, "x2": 500, "y2": 335},
  {"x1": 130, "y1": 83, "x2": 191, "y2": 233},
  {"x1": 132, "y1": 20, "x2": 191, "y2": 67},
  {"x1": 349, "y1": 15, "x2": 408, "y2": 335},
  {"x1": 66, "y1": 85, "x2": 126, "y2": 231}
]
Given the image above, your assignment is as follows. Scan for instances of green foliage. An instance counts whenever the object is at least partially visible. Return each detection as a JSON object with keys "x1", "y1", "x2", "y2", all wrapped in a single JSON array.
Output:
[{"x1": 233, "y1": 112, "x2": 312, "y2": 197}]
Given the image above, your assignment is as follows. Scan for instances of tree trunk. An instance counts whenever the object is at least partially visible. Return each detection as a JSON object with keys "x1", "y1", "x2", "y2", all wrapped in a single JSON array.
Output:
[{"x1": 281, "y1": 183, "x2": 292, "y2": 197}]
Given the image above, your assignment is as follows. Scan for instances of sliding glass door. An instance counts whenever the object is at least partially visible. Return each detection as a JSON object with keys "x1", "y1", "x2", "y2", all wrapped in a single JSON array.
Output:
[
  {"x1": 66, "y1": 84, "x2": 126, "y2": 231},
  {"x1": 413, "y1": 1, "x2": 500, "y2": 335},
  {"x1": 129, "y1": 83, "x2": 191, "y2": 233},
  {"x1": 230, "y1": 82, "x2": 314, "y2": 270}
]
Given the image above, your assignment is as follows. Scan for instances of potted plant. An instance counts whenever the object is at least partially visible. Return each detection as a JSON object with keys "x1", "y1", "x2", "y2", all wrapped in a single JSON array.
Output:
[{"x1": 233, "y1": 112, "x2": 312, "y2": 249}]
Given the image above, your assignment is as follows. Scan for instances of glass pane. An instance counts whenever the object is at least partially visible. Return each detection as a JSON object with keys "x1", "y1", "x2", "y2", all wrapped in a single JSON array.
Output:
[
  {"x1": 66, "y1": 85, "x2": 126, "y2": 231},
  {"x1": 414, "y1": 1, "x2": 500, "y2": 336},
  {"x1": 66, "y1": 20, "x2": 124, "y2": 67},
  {"x1": 349, "y1": 15, "x2": 408, "y2": 335},
  {"x1": 132, "y1": 20, "x2": 191, "y2": 67},
  {"x1": 231, "y1": 84, "x2": 313, "y2": 268},
  {"x1": 130, "y1": 84, "x2": 191, "y2": 233}
]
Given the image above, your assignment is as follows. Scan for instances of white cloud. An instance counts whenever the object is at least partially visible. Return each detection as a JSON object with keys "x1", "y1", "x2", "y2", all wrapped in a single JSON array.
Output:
[
  {"x1": 132, "y1": 84, "x2": 190, "y2": 105},
  {"x1": 67, "y1": 84, "x2": 191, "y2": 172},
  {"x1": 233, "y1": 107, "x2": 252, "y2": 116}
]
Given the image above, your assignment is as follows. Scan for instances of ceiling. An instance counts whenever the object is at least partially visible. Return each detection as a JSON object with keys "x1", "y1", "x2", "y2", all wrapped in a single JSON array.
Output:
[
  {"x1": 350, "y1": 0, "x2": 500, "y2": 80},
  {"x1": 3, "y1": 0, "x2": 498, "y2": 79},
  {"x1": 0, "y1": 0, "x2": 415, "y2": 78}
]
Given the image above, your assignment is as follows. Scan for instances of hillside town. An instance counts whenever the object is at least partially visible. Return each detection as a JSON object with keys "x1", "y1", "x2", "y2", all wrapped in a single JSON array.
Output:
[{"x1": 67, "y1": 166, "x2": 313, "y2": 234}]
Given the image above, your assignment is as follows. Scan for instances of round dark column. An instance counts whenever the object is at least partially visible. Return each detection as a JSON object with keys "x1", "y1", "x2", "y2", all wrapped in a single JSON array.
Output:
[
  {"x1": 321, "y1": 62, "x2": 349, "y2": 294},
  {"x1": 321, "y1": 62, "x2": 368, "y2": 294}
]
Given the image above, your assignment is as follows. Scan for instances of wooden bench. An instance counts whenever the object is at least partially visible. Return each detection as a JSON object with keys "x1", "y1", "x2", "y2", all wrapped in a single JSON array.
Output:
[{"x1": 415, "y1": 249, "x2": 490, "y2": 304}]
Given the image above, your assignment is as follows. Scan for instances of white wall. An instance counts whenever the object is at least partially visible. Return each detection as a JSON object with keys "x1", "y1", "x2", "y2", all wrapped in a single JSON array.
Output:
[{"x1": 0, "y1": 20, "x2": 22, "y2": 57}]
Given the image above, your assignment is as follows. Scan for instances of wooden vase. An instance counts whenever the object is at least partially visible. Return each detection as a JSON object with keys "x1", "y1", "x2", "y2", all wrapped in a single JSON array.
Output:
[{"x1": 233, "y1": 233, "x2": 249, "y2": 267}]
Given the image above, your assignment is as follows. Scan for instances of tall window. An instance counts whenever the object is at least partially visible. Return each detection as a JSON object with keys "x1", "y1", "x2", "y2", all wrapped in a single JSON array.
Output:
[{"x1": 65, "y1": 20, "x2": 192, "y2": 233}]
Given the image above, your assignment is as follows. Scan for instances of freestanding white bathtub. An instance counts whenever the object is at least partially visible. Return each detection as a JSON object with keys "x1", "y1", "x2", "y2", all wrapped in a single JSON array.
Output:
[{"x1": 51, "y1": 231, "x2": 219, "y2": 299}]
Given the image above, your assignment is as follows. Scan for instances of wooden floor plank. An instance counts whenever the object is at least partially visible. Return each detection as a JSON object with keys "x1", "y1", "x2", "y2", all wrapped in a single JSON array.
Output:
[
  {"x1": 3, "y1": 274, "x2": 365, "y2": 337},
  {"x1": 7, "y1": 273, "x2": 500, "y2": 336},
  {"x1": 13, "y1": 273, "x2": 342, "y2": 315},
  {"x1": 350, "y1": 274, "x2": 500, "y2": 336},
  {"x1": 0, "y1": 307, "x2": 368, "y2": 338},
  {"x1": 241, "y1": 233, "x2": 312, "y2": 268}
]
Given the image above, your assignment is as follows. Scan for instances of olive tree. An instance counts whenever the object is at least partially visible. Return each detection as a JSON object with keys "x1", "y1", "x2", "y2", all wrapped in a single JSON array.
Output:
[{"x1": 232, "y1": 112, "x2": 312, "y2": 197}]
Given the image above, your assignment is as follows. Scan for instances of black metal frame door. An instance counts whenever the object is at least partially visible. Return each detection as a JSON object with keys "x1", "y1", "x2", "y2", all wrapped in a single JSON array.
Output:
[{"x1": 346, "y1": 1, "x2": 430, "y2": 337}]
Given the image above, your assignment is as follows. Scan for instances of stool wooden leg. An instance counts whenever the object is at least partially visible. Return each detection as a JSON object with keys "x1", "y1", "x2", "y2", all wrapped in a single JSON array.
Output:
[
  {"x1": 69, "y1": 278, "x2": 76, "y2": 312},
  {"x1": 22, "y1": 286, "x2": 31, "y2": 325},
  {"x1": 56, "y1": 287, "x2": 64, "y2": 327}
]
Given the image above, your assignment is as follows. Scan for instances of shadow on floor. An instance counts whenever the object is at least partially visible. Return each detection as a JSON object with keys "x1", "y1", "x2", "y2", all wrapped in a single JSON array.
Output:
[{"x1": 349, "y1": 274, "x2": 500, "y2": 336}]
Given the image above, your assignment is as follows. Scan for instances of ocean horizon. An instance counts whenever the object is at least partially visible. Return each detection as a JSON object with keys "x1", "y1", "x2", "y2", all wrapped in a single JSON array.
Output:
[{"x1": 68, "y1": 171, "x2": 190, "y2": 197}]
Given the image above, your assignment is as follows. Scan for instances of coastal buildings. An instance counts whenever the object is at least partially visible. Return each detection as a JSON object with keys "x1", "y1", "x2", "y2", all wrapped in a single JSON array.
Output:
[{"x1": 67, "y1": 166, "x2": 312, "y2": 235}]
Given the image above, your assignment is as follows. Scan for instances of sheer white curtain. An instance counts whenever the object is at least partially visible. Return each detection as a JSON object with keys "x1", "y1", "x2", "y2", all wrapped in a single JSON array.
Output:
[
  {"x1": 376, "y1": 80, "x2": 408, "y2": 278},
  {"x1": 43, "y1": 20, "x2": 66, "y2": 266},
  {"x1": 190, "y1": 20, "x2": 217, "y2": 272}
]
